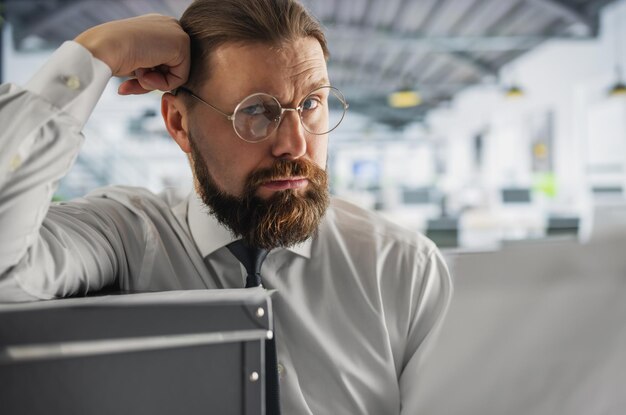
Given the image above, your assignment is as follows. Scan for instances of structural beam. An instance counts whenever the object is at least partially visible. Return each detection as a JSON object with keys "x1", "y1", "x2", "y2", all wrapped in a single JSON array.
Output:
[
  {"x1": 326, "y1": 24, "x2": 589, "y2": 52},
  {"x1": 20, "y1": 0, "x2": 97, "y2": 39},
  {"x1": 447, "y1": 50, "x2": 499, "y2": 78},
  {"x1": 527, "y1": 0, "x2": 595, "y2": 35},
  {"x1": 330, "y1": 47, "x2": 499, "y2": 80}
]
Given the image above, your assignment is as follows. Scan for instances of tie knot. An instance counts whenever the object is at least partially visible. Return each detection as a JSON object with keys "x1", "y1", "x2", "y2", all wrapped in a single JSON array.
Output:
[{"x1": 226, "y1": 240, "x2": 269, "y2": 288}]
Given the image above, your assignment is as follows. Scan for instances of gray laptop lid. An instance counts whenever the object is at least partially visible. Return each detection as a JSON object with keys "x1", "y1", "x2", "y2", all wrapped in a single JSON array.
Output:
[{"x1": 0, "y1": 289, "x2": 273, "y2": 415}]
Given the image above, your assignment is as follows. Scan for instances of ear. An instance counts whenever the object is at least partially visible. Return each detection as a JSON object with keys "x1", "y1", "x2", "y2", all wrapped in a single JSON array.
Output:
[{"x1": 162, "y1": 92, "x2": 191, "y2": 154}]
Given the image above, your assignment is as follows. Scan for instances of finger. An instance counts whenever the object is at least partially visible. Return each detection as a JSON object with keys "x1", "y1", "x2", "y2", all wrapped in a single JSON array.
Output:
[
  {"x1": 163, "y1": 69, "x2": 188, "y2": 91},
  {"x1": 137, "y1": 63, "x2": 188, "y2": 92},
  {"x1": 118, "y1": 79, "x2": 151, "y2": 95},
  {"x1": 138, "y1": 69, "x2": 172, "y2": 91},
  {"x1": 160, "y1": 40, "x2": 190, "y2": 90},
  {"x1": 164, "y1": 56, "x2": 190, "y2": 91}
]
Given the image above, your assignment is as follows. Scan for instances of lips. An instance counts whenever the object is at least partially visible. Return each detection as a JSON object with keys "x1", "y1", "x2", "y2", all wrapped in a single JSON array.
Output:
[{"x1": 260, "y1": 177, "x2": 309, "y2": 191}]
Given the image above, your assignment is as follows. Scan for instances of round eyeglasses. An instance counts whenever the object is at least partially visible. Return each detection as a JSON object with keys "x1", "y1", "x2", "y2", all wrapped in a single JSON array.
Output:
[{"x1": 177, "y1": 86, "x2": 349, "y2": 143}]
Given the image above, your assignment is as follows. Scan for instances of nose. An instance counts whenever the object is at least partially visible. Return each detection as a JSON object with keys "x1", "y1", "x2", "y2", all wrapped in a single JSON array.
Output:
[{"x1": 271, "y1": 109, "x2": 307, "y2": 159}]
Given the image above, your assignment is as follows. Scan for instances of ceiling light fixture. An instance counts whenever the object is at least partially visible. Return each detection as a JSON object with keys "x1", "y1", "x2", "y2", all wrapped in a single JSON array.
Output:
[
  {"x1": 504, "y1": 84, "x2": 525, "y2": 99},
  {"x1": 608, "y1": 79, "x2": 626, "y2": 96},
  {"x1": 388, "y1": 88, "x2": 421, "y2": 108}
]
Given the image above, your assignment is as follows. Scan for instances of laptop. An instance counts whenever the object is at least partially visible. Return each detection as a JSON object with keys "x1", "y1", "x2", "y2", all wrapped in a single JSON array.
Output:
[{"x1": 0, "y1": 289, "x2": 273, "y2": 415}]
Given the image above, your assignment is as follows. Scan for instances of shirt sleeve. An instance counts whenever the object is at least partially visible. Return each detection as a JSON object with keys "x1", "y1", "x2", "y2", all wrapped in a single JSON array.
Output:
[
  {"x1": 0, "y1": 41, "x2": 112, "y2": 302},
  {"x1": 399, "y1": 249, "x2": 453, "y2": 414}
]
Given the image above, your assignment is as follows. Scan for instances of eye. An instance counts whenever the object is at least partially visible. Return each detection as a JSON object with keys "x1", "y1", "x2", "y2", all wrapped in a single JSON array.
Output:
[
  {"x1": 301, "y1": 97, "x2": 321, "y2": 111},
  {"x1": 240, "y1": 103, "x2": 266, "y2": 116}
]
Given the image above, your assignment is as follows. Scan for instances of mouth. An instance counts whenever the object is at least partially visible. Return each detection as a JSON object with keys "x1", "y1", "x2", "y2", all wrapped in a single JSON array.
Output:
[{"x1": 259, "y1": 177, "x2": 309, "y2": 192}]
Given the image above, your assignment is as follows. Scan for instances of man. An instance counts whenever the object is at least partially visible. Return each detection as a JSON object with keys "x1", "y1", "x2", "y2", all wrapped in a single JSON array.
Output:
[{"x1": 0, "y1": 0, "x2": 452, "y2": 413}]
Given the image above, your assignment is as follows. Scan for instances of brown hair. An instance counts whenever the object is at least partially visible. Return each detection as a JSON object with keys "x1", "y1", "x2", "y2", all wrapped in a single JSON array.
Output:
[{"x1": 179, "y1": 0, "x2": 329, "y2": 92}]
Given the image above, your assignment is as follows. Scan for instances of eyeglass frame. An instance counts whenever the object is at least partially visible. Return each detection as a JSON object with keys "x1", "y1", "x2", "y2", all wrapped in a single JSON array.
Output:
[{"x1": 176, "y1": 85, "x2": 349, "y2": 143}]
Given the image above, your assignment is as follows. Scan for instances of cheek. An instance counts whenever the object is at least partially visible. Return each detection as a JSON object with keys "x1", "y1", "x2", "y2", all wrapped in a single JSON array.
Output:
[
  {"x1": 308, "y1": 137, "x2": 329, "y2": 169},
  {"x1": 202, "y1": 140, "x2": 271, "y2": 196},
  {"x1": 202, "y1": 150, "x2": 248, "y2": 195},
  {"x1": 190, "y1": 125, "x2": 244, "y2": 194}
]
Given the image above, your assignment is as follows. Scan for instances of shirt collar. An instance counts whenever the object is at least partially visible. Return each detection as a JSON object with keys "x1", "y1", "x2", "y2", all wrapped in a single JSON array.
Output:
[{"x1": 187, "y1": 191, "x2": 312, "y2": 259}]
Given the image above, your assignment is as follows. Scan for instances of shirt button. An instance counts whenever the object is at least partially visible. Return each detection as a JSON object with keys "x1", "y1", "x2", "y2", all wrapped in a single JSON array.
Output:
[
  {"x1": 64, "y1": 75, "x2": 81, "y2": 90},
  {"x1": 9, "y1": 155, "x2": 22, "y2": 171},
  {"x1": 277, "y1": 363, "x2": 286, "y2": 380}
]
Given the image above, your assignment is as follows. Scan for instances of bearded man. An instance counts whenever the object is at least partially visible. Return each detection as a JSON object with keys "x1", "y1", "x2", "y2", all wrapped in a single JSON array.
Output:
[{"x1": 0, "y1": 0, "x2": 452, "y2": 413}]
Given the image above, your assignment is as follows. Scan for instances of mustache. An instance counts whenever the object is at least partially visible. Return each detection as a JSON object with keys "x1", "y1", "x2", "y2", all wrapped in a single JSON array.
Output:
[{"x1": 245, "y1": 159, "x2": 326, "y2": 192}]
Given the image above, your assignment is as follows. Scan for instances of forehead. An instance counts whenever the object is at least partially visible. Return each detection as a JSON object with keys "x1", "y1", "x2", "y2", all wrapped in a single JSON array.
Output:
[{"x1": 203, "y1": 37, "x2": 329, "y2": 102}]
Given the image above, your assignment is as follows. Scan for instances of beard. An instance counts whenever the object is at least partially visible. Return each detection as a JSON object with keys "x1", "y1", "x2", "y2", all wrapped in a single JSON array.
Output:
[{"x1": 188, "y1": 132, "x2": 330, "y2": 250}]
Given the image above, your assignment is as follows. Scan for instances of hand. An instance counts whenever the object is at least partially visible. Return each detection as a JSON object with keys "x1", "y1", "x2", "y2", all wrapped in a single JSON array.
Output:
[{"x1": 75, "y1": 14, "x2": 190, "y2": 95}]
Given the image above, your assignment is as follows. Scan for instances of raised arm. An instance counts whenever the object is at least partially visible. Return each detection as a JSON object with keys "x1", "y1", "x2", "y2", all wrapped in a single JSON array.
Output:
[
  {"x1": 75, "y1": 14, "x2": 189, "y2": 95},
  {"x1": 0, "y1": 15, "x2": 190, "y2": 301}
]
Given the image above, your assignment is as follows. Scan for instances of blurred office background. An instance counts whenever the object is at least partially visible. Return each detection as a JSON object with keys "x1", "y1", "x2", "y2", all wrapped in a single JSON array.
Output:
[{"x1": 2, "y1": 0, "x2": 626, "y2": 413}]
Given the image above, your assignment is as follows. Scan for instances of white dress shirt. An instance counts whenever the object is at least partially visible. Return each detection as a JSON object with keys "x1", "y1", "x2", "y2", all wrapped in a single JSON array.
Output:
[{"x1": 0, "y1": 42, "x2": 452, "y2": 414}]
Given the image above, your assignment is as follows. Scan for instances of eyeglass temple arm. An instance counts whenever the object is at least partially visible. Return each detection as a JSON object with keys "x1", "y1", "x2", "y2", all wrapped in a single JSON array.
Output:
[{"x1": 176, "y1": 87, "x2": 235, "y2": 120}]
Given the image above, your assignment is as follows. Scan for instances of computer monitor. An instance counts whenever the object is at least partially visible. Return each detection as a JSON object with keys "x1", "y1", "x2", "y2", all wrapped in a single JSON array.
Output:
[
  {"x1": 546, "y1": 216, "x2": 580, "y2": 237},
  {"x1": 426, "y1": 217, "x2": 459, "y2": 248},
  {"x1": 403, "y1": 187, "x2": 438, "y2": 205},
  {"x1": 501, "y1": 188, "x2": 532, "y2": 204},
  {"x1": 0, "y1": 289, "x2": 272, "y2": 415},
  {"x1": 591, "y1": 186, "x2": 623, "y2": 198}
]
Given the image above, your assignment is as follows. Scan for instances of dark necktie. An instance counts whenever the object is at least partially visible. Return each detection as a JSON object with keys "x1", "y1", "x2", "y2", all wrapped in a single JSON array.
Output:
[
  {"x1": 227, "y1": 240, "x2": 281, "y2": 415},
  {"x1": 226, "y1": 240, "x2": 269, "y2": 288}
]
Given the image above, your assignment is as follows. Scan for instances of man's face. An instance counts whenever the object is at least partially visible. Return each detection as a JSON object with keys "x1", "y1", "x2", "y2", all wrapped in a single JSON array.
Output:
[
  {"x1": 190, "y1": 37, "x2": 329, "y2": 197},
  {"x1": 179, "y1": 37, "x2": 331, "y2": 248}
]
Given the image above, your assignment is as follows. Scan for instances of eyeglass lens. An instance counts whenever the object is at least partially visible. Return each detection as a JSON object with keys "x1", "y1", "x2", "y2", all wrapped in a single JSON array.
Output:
[{"x1": 232, "y1": 86, "x2": 347, "y2": 142}]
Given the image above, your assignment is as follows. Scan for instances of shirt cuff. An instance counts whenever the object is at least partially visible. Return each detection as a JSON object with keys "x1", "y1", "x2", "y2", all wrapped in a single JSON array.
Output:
[{"x1": 25, "y1": 41, "x2": 112, "y2": 127}]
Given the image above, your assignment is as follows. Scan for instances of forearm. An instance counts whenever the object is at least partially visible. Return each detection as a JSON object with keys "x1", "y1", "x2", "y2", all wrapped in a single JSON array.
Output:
[
  {"x1": 0, "y1": 42, "x2": 111, "y2": 300},
  {"x1": 0, "y1": 14, "x2": 190, "y2": 302}
]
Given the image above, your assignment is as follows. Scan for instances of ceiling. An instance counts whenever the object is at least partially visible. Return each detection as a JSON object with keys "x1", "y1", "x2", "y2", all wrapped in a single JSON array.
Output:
[{"x1": 2, "y1": 0, "x2": 618, "y2": 126}]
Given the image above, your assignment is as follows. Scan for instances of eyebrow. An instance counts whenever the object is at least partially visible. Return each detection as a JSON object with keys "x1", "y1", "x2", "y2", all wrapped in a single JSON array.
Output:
[
  {"x1": 229, "y1": 76, "x2": 333, "y2": 107},
  {"x1": 302, "y1": 77, "x2": 331, "y2": 90}
]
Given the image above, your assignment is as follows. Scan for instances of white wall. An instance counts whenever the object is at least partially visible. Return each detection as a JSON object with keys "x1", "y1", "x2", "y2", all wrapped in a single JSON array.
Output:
[{"x1": 427, "y1": 0, "x2": 626, "y2": 216}]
